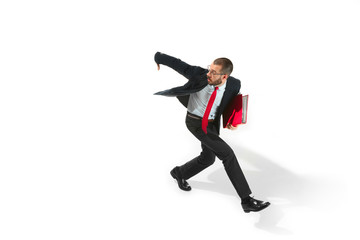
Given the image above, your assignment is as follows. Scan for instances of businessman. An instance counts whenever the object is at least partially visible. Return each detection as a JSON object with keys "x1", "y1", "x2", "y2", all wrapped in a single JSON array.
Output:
[{"x1": 154, "y1": 52, "x2": 270, "y2": 213}]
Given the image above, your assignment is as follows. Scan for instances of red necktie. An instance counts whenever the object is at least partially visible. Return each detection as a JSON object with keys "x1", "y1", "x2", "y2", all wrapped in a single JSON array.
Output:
[{"x1": 202, "y1": 86, "x2": 219, "y2": 134}]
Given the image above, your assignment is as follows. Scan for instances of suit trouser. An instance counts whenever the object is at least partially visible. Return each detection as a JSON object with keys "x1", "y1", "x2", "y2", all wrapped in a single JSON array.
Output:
[{"x1": 179, "y1": 115, "x2": 252, "y2": 199}]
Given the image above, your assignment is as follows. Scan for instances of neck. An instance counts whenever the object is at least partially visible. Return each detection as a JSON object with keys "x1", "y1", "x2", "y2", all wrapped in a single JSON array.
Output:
[{"x1": 215, "y1": 79, "x2": 227, "y2": 87}]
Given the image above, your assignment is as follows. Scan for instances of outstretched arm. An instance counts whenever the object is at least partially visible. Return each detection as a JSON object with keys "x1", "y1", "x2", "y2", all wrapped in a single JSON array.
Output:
[{"x1": 154, "y1": 52, "x2": 204, "y2": 81}]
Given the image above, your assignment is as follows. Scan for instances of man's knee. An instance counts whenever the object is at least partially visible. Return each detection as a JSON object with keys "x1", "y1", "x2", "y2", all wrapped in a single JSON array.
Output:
[
  {"x1": 219, "y1": 148, "x2": 235, "y2": 162},
  {"x1": 198, "y1": 154, "x2": 216, "y2": 166}
]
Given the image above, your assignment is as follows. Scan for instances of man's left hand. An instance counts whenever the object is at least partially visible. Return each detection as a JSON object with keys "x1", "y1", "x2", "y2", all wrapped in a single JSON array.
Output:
[{"x1": 226, "y1": 124, "x2": 238, "y2": 130}]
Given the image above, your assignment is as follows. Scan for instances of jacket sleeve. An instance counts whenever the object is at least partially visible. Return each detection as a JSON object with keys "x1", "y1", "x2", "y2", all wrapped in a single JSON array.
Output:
[{"x1": 154, "y1": 52, "x2": 204, "y2": 81}]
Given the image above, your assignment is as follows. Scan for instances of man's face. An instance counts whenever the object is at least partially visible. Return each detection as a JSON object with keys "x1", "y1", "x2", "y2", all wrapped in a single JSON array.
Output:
[{"x1": 207, "y1": 63, "x2": 226, "y2": 86}]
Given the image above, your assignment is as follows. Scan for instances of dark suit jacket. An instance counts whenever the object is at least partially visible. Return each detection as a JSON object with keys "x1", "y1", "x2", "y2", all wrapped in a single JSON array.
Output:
[{"x1": 154, "y1": 52, "x2": 241, "y2": 134}]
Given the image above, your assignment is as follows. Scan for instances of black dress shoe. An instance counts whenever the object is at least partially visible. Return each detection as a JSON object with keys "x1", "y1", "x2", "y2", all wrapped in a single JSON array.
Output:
[
  {"x1": 170, "y1": 167, "x2": 191, "y2": 191},
  {"x1": 241, "y1": 197, "x2": 270, "y2": 213}
]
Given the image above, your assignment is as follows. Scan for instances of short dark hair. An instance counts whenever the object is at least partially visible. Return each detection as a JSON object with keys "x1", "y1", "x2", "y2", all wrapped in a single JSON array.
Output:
[{"x1": 214, "y1": 58, "x2": 233, "y2": 76}]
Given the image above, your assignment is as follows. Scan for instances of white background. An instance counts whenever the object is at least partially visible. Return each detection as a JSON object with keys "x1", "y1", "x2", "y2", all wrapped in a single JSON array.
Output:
[{"x1": 1, "y1": 0, "x2": 360, "y2": 239}]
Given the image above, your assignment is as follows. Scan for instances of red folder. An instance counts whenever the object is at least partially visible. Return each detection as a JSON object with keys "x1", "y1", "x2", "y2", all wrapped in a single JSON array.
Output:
[{"x1": 222, "y1": 94, "x2": 248, "y2": 128}]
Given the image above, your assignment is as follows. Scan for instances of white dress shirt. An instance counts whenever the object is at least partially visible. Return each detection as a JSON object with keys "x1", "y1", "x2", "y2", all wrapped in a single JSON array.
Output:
[{"x1": 187, "y1": 81, "x2": 227, "y2": 120}]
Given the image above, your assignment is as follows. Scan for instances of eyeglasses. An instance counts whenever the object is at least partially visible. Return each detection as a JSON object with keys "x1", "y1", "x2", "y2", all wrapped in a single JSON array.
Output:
[{"x1": 207, "y1": 65, "x2": 224, "y2": 76}]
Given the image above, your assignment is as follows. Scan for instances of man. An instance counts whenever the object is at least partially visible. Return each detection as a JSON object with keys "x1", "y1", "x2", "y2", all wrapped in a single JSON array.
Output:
[{"x1": 154, "y1": 52, "x2": 270, "y2": 213}]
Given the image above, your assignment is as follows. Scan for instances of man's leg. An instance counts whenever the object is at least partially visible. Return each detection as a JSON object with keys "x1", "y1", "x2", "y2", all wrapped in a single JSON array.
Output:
[
  {"x1": 171, "y1": 115, "x2": 270, "y2": 212},
  {"x1": 184, "y1": 116, "x2": 252, "y2": 199},
  {"x1": 179, "y1": 143, "x2": 216, "y2": 180}
]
